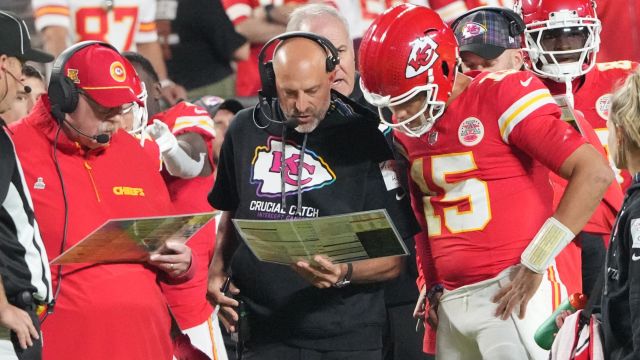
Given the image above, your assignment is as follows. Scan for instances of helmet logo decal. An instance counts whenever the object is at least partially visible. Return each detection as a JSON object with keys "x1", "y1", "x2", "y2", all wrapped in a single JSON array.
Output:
[
  {"x1": 406, "y1": 35, "x2": 439, "y2": 78},
  {"x1": 462, "y1": 22, "x2": 486, "y2": 39}
]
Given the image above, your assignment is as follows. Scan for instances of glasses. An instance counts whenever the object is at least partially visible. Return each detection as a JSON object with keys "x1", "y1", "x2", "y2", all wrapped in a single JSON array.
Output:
[{"x1": 80, "y1": 92, "x2": 134, "y2": 119}]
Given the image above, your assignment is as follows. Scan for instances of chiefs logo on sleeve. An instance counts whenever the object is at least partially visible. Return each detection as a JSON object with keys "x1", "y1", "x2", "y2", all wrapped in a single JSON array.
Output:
[{"x1": 406, "y1": 35, "x2": 439, "y2": 79}]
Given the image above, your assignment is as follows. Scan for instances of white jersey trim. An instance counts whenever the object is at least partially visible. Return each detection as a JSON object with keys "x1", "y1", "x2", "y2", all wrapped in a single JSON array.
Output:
[{"x1": 498, "y1": 89, "x2": 556, "y2": 143}]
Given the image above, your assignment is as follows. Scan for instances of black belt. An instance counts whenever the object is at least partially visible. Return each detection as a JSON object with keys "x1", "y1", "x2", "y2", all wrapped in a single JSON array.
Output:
[{"x1": 8, "y1": 291, "x2": 39, "y2": 311}]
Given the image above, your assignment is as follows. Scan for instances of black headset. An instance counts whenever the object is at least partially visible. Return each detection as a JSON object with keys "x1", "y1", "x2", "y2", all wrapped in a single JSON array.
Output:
[
  {"x1": 48, "y1": 41, "x2": 119, "y2": 124},
  {"x1": 451, "y1": 6, "x2": 526, "y2": 38},
  {"x1": 258, "y1": 31, "x2": 340, "y2": 101}
]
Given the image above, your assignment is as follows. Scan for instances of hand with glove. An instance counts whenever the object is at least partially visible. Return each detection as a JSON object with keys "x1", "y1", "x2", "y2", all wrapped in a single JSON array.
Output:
[
  {"x1": 145, "y1": 119, "x2": 206, "y2": 178},
  {"x1": 146, "y1": 119, "x2": 178, "y2": 154}
]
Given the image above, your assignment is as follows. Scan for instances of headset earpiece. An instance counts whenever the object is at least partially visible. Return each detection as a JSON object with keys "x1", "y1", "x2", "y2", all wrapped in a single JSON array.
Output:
[
  {"x1": 48, "y1": 40, "x2": 118, "y2": 124},
  {"x1": 259, "y1": 61, "x2": 278, "y2": 100},
  {"x1": 326, "y1": 56, "x2": 339, "y2": 72}
]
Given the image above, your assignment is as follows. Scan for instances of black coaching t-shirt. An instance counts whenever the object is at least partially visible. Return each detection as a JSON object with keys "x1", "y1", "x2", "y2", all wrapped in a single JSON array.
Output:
[{"x1": 209, "y1": 95, "x2": 419, "y2": 350}]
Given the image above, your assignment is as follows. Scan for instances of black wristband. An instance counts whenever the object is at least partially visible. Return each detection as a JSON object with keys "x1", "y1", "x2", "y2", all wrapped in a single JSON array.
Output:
[{"x1": 333, "y1": 263, "x2": 352, "y2": 288}]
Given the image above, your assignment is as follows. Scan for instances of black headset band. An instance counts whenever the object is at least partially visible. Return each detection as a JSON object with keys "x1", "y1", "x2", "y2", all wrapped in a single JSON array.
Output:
[
  {"x1": 451, "y1": 6, "x2": 526, "y2": 38},
  {"x1": 258, "y1": 31, "x2": 340, "y2": 68}
]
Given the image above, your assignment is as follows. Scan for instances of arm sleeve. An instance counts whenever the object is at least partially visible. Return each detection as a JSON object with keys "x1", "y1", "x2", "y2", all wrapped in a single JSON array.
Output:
[
  {"x1": 208, "y1": 120, "x2": 239, "y2": 211},
  {"x1": 489, "y1": 71, "x2": 586, "y2": 174},
  {"x1": 169, "y1": 104, "x2": 216, "y2": 141},
  {"x1": 407, "y1": 175, "x2": 439, "y2": 291},
  {"x1": 32, "y1": 0, "x2": 71, "y2": 31},
  {"x1": 197, "y1": 0, "x2": 247, "y2": 63},
  {"x1": 223, "y1": 0, "x2": 254, "y2": 26},
  {"x1": 135, "y1": 0, "x2": 158, "y2": 44}
]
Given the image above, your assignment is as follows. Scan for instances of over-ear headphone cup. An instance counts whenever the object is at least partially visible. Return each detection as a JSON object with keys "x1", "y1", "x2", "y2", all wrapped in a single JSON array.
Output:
[
  {"x1": 261, "y1": 62, "x2": 277, "y2": 99},
  {"x1": 326, "y1": 57, "x2": 336, "y2": 72},
  {"x1": 47, "y1": 41, "x2": 118, "y2": 123},
  {"x1": 64, "y1": 78, "x2": 80, "y2": 114},
  {"x1": 49, "y1": 76, "x2": 79, "y2": 115}
]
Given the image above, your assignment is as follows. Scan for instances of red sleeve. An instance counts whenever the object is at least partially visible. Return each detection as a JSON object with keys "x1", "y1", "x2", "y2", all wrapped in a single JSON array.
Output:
[
  {"x1": 408, "y1": 174, "x2": 440, "y2": 291},
  {"x1": 223, "y1": 0, "x2": 255, "y2": 25},
  {"x1": 158, "y1": 252, "x2": 197, "y2": 284},
  {"x1": 482, "y1": 71, "x2": 586, "y2": 174}
]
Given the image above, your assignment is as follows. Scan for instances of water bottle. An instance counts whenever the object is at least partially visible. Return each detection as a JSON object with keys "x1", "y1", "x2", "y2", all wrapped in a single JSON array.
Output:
[{"x1": 534, "y1": 293, "x2": 588, "y2": 350}]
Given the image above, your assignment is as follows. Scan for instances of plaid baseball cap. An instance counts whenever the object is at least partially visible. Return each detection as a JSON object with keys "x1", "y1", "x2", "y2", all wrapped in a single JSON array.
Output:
[
  {"x1": 0, "y1": 10, "x2": 54, "y2": 63},
  {"x1": 452, "y1": 7, "x2": 522, "y2": 60},
  {"x1": 63, "y1": 44, "x2": 143, "y2": 108}
]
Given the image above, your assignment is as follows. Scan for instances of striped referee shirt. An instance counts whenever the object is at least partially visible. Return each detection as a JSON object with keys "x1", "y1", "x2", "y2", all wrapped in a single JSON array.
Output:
[{"x1": 0, "y1": 121, "x2": 51, "y2": 304}]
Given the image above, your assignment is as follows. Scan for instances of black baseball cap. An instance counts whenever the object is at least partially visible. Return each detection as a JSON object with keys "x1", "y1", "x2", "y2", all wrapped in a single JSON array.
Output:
[
  {"x1": 0, "y1": 10, "x2": 54, "y2": 63},
  {"x1": 452, "y1": 7, "x2": 523, "y2": 60},
  {"x1": 194, "y1": 96, "x2": 244, "y2": 117}
]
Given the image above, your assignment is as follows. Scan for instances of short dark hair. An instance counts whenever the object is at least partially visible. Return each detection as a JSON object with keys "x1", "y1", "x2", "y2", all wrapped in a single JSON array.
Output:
[
  {"x1": 22, "y1": 64, "x2": 44, "y2": 81},
  {"x1": 122, "y1": 52, "x2": 159, "y2": 83}
]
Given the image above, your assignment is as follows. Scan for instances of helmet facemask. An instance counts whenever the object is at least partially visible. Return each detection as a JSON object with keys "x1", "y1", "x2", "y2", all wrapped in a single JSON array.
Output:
[
  {"x1": 524, "y1": 10, "x2": 601, "y2": 82},
  {"x1": 127, "y1": 82, "x2": 149, "y2": 143},
  {"x1": 361, "y1": 71, "x2": 449, "y2": 138}
]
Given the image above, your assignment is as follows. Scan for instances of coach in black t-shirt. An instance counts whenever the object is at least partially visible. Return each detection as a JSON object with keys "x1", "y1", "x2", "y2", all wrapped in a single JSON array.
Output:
[
  {"x1": 207, "y1": 35, "x2": 419, "y2": 359},
  {"x1": 0, "y1": 10, "x2": 53, "y2": 360}
]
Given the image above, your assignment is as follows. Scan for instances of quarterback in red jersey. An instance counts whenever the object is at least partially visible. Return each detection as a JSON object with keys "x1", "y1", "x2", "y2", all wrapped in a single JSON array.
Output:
[{"x1": 359, "y1": 4, "x2": 612, "y2": 359}]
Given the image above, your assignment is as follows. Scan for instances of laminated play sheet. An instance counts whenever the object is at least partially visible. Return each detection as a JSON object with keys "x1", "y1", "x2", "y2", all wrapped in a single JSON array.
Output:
[{"x1": 232, "y1": 209, "x2": 408, "y2": 265}]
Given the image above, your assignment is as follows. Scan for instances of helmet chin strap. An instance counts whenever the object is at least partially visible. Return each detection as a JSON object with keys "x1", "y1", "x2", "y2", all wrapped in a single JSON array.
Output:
[{"x1": 564, "y1": 78, "x2": 575, "y2": 109}]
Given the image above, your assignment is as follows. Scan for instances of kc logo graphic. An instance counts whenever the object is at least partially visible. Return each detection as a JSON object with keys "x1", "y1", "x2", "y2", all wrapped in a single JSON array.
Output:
[
  {"x1": 462, "y1": 22, "x2": 486, "y2": 39},
  {"x1": 251, "y1": 137, "x2": 336, "y2": 197},
  {"x1": 406, "y1": 35, "x2": 439, "y2": 79},
  {"x1": 270, "y1": 152, "x2": 316, "y2": 186}
]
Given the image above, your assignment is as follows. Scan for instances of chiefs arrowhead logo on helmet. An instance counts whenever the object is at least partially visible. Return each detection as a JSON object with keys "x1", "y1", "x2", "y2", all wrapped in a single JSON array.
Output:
[
  {"x1": 406, "y1": 35, "x2": 439, "y2": 79},
  {"x1": 462, "y1": 22, "x2": 486, "y2": 39}
]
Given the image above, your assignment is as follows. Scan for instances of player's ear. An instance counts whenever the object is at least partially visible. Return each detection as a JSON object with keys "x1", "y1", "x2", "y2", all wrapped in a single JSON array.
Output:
[
  {"x1": 514, "y1": 50, "x2": 525, "y2": 70},
  {"x1": 153, "y1": 82, "x2": 162, "y2": 100},
  {"x1": 0, "y1": 54, "x2": 8, "y2": 73}
]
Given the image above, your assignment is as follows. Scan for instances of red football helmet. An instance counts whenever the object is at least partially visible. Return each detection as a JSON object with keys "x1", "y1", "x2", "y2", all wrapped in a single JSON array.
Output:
[
  {"x1": 515, "y1": 0, "x2": 601, "y2": 81},
  {"x1": 359, "y1": 4, "x2": 459, "y2": 137}
]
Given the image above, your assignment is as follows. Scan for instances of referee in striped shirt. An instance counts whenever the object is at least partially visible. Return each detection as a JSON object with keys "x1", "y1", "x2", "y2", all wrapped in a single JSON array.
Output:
[{"x1": 0, "y1": 10, "x2": 53, "y2": 360}]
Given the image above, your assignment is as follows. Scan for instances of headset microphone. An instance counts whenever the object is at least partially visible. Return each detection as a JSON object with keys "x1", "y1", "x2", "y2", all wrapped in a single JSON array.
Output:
[
  {"x1": 284, "y1": 117, "x2": 300, "y2": 129},
  {"x1": 63, "y1": 119, "x2": 111, "y2": 144},
  {"x1": 5, "y1": 69, "x2": 31, "y2": 94}
]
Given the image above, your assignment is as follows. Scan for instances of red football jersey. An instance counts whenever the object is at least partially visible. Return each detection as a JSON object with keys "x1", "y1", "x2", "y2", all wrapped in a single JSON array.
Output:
[
  {"x1": 33, "y1": 0, "x2": 157, "y2": 51},
  {"x1": 597, "y1": 0, "x2": 640, "y2": 63},
  {"x1": 545, "y1": 61, "x2": 638, "y2": 190},
  {"x1": 151, "y1": 101, "x2": 218, "y2": 329},
  {"x1": 399, "y1": 70, "x2": 585, "y2": 290},
  {"x1": 223, "y1": 0, "x2": 308, "y2": 97}
]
